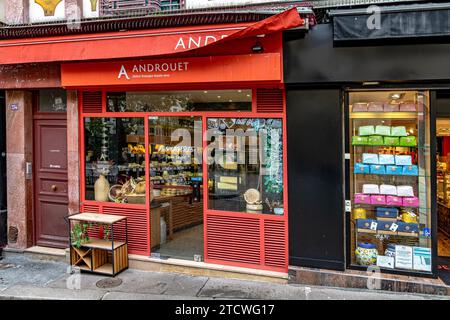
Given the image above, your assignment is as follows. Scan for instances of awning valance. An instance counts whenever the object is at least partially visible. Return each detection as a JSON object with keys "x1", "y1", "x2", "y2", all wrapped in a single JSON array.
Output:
[
  {"x1": 0, "y1": 8, "x2": 304, "y2": 65},
  {"x1": 331, "y1": 3, "x2": 450, "y2": 42}
]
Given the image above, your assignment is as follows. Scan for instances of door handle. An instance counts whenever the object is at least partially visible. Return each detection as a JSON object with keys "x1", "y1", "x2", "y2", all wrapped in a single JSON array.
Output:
[{"x1": 51, "y1": 185, "x2": 57, "y2": 192}]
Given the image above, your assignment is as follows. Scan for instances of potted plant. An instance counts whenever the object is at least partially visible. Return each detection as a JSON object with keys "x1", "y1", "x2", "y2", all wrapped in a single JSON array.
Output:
[{"x1": 70, "y1": 223, "x2": 91, "y2": 248}]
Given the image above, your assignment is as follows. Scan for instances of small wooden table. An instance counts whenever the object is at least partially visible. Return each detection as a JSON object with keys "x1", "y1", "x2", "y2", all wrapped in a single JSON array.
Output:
[{"x1": 68, "y1": 212, "x2": 128, "y2": 276}]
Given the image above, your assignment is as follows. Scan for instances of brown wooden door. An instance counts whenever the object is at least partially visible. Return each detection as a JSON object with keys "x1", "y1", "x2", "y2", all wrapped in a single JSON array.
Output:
[{"x1": 34, "y1": 118, "x2": 69, "y2": 248}]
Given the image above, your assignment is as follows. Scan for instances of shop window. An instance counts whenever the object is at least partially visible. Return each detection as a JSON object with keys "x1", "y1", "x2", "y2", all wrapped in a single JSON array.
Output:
[
  {"x1": 348, "y1": 90, "x2": 432, "y2": 273},
  {"x1": 84, "y1": 117, "x2": 146, "y2": 204},
  {"x1": 207, "y1": 118, "x2": 284, "y2": 215},
  {"x1": 106, "y1": 90, "x2": 252, "y2": 112},
  {"x1": 39, "y1": 89, "x2": 67, "y2": 112}
]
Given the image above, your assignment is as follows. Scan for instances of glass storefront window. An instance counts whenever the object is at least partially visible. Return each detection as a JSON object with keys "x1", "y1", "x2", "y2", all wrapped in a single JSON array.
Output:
[
  {"x1": 84, "y1": 117, "x2": 146, "y2": 204},
  {"x1": 107, "y1": 90, "x2": 252, "y2": 112},
  {"x1": 348, "y1": 90, "x2": 432, "y2": 273},
  {"x1": 39, "y1": 89, "x2": 67, "y2": 112},
  {"x1": 207, "y1": 118, "x2": 284, "y2": 215}
]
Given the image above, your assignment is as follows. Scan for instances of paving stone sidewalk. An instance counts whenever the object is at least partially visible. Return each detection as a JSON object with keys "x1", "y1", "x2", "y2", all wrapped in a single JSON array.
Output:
[{"x1": 0, "y1": 254, "x2": 448, "y2": 300}]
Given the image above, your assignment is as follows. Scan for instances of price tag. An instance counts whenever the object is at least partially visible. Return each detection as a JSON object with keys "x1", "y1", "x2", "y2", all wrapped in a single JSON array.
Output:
[
  {"x1": 389, "y1": 223, "x2": 399, "y2": 232},
  {"x1": 370, "y1": 221, "x2": 378, "y2": 231}
]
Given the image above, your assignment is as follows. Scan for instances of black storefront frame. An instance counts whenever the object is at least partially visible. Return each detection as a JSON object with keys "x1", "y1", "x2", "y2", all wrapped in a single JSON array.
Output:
[{"x1": 342, "y1": 84, "x2": 438, "y2": 279}]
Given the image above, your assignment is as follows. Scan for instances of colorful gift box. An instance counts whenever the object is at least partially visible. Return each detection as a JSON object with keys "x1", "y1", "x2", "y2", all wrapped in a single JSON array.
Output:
[
  {"x1": 354, "y1": 193, "x2": 371, "y2": 204},
  {"x1": 399, "y1": 136, "x2": 417, "y2": 147},
  {"x1": 359, "y1": 125, "x2": 375, "y2": 136},
  {"x1": 362, "y1": 153, "x2": 379, "y2": 164},
  {"x1": 363, "y1": 184, "x2": 380, "y2": 194},
  {"x1": 357, "y1": 219, "x2": 377, "y2": 233},
  {"x1": 367, "y1": 102, "x2": 384, "y2": 112},
  {"x1": 397, "y1": 222, "x2": 419, "y2": 236},
  {"x1": 368, "y1": 135, "x2": 384, "y2": 146},
  {"x1": 376, "y1": 207, "x2": 399, "y2": 219},
  {"x1": 379, "y1": 154, "x2": 395, "y2": 165},
  {"x1": 386, "y1": 195, "x2": 402, "y2": 206},
  {"x1": 402, "y1": 196, "x2": 420, "y2": 207},
  {"x1": 397, "y1": 185, "x2": 415, "y2": 197},
  {"x1": 386, "y1": 165, "x2": 402, "y2": 175},
  {"x1": 352, "y1": 103, "x2": 368, "y2": 112},
  {"x1": 380, "y1": 184, "x2": 397, "y2": 195},
  {"x1": 355, "y1": 163, "x2": 370, "y2": 174},
  {"x1": 384, "y1": 136, "x2": 400, "y2": 146},
  {"x1": 375, "y1": 125, "x2": 391, "y2": 136},
  {"x1": 402, "y1": 165, "x2": 419, "y2": 176},
  {"x1": 391, "y1": 126, "x2": 408, "y2": 137},
  {"x1": 377, "y1": 221, "x2": 398, "y2": 234},
  {"x1": 395, "y1": 155, "x2": 412, "y2": 166},
  {"x1": 352, "y1": 136, "x2": 369, "y2": 145},
  {"x1": 399, "y1": 102, "x2": 417, "y2": 112},
  {"x1": 383, "y1": 103, "x2": 400, "y2": 112},
  {"x1": 370, "y1": 195, "x2": 386, "y2": 205},
  {"x1": 370, "y1": 165, "x2": 386, "y2": 175}
]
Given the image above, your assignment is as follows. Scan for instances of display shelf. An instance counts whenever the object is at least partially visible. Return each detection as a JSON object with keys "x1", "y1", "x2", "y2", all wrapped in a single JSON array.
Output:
[
  {"x1": 357, "y1": 229, "x2": 419, "y2": 237},
  {"x1": 68, "y1": 212, "x2": 128, "y2": 276},
  {"x1": 350, "y1": 112, "x2": 421, "y2": 119}
]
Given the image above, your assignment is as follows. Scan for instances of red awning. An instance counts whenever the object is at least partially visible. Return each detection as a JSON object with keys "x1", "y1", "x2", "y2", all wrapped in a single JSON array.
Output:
[{"x1": 0, "y1": 8, "x2": 304, "y2": 65}]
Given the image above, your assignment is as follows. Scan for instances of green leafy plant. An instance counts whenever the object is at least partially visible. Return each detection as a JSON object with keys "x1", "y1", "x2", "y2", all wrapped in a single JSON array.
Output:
[
  {"x1": 102, "y1": 224, "x2": 110, "y2": 240},
  {"x1": 70, "y1": 223, "x2": 91, "y2": 248}
]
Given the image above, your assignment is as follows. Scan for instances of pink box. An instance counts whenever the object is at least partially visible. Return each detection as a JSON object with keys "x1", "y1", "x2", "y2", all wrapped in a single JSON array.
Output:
[
  {"x1": 403, "y1": 196, "x2": 419, "y2": 207},
  {"x1": 354, "y1": 193, "x2": 371, "y2": 204},
  {"x1": 383, "y1": 103, "x2": 400, "y2": 112},
  {"x1": 352, "y1": 103, "x2": 368, "y2": 112},
  {"x1": 386, "y1": 195, "x2": 402, "y2": 206},
  {"x1": 370, "y1": 195, "x2": 386, "y2": 205},
  {"x1": 399, "y1": 102, "x2": 417, "y2": 112},
  {"x1": 367, "y1": 102, "x2": 384, "y2": 112}
]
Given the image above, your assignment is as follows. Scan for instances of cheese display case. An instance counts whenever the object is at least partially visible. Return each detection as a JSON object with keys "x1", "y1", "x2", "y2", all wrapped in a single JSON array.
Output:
[{"x1": 348, "y1": 91, "x2": 433, "y2": 273}]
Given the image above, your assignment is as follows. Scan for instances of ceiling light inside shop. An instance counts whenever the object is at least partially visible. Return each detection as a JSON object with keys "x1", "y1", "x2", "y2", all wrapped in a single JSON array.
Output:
[
  {"x1": 389, "y1": 93, "x2": 404, "y2": 100},
  {"x1": 217, "y1": 96, "x2": 221, "y2": 99}
]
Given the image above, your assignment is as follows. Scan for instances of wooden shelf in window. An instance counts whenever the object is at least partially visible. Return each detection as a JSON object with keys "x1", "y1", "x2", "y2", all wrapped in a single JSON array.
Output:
[
  {"x1": 350, "y1": 112, "x2": 420, "y2": 119},
  {"x1": 81, "y1": 238, "x2": 126, "y2": 250}
]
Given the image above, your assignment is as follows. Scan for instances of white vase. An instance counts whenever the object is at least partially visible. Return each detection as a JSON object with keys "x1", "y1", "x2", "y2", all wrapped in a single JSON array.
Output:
[{"x1": 94, "y1": 174, "x2": 110, "y2": 202}]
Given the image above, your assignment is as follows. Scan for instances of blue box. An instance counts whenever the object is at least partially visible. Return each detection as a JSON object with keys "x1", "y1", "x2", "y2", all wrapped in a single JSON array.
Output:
[
  {"x1": 397, "y1": 222, "x2": 419, "y2": 235},
  {"x1": 354, "y1": 163, "x2": 370, "y2": 174},
  {"x1": 385, "y1": 165, "x2": 402, "y2": 175},
  {"x1": 356, "y1": 219, "x2": 377, "y2": 233},
  {"x1": 376, "y1": 207, "x2": 398, "y2": 219},
  {"x1": 402, "y1": 165, "x2": 419, "y2": 176},
  {"x1": 377, "y1": 221, "x2": 397, "y2": 234},
  {"x1": 370, "y1": 165, "x2": 386, "y2": 175}
]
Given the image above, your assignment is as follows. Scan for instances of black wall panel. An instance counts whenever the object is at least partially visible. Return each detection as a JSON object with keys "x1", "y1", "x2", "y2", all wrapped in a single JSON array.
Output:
[{"x1": 287, "y1": 89, "x2": 345, "y2": 270}]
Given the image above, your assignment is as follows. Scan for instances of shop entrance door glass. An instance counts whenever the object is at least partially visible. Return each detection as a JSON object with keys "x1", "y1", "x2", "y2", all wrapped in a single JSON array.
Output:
[
  {"x1": 346, "y1": 90, "x2": 433, "y2": 274},
  {"x1": 148, "y1": 116, "x2": 204, "y2": 261}
]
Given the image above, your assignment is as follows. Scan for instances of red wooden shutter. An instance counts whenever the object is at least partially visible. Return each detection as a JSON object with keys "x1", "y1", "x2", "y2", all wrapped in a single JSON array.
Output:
[
  {"x1": 82, "y1": 91, "x2": 102, "y2": 113},
  {"x1": 264, "y1": 220, "x2": 287, "y2": 268},
  {"x1": 206, "y1": 215, "x2": 261, "y2": 266},
  {"x1": 256, "y1": 89, "x2": 284, "y2": 113}
]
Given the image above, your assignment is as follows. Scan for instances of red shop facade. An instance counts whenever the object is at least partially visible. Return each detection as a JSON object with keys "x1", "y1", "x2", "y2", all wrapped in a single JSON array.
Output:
[
  {"x1": 59, "y1": 17, "x2": 304, "y2": 273},
  {"x1": 0, "y1": 8, "x2": 307, "y2": 274}
]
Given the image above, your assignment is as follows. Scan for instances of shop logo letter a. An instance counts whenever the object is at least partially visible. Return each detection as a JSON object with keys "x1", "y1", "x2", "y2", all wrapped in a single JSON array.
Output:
[{"x1": 118, "y1": 65, "x2": 130, "y2": 80}]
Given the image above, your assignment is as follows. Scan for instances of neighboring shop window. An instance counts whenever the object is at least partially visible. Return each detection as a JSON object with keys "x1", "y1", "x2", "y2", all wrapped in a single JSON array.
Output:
[
  {"x1": 106, "y1": 90, "x2": 252, "y2": 112},
  {"x1": 349, "y1": 91, "x2": 432, "y2": 273},
  {"x1": 207, "y1": 118, "x2": 284, "y2": 215},
  {"x1": 84, "y1": 117, "x2": 146, "y2": 204},
  {"x1": 39, "y1": 89, "x2": 67, "y2": 112}
]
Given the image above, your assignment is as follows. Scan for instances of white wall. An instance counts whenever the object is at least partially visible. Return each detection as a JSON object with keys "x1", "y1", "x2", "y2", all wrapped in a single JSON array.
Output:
[
  {"x1": 0, "y1": 0, "x2": 5, "y2": 23},
  {"x1": 186, "y1": 0, "x2": 287, "y2": 9},
  {"x1": 83, "y1": 0, "x2": 99, "y2": 18},
  {"x1": 29, "y1": 0, "x2": 65, "y2": 23}
]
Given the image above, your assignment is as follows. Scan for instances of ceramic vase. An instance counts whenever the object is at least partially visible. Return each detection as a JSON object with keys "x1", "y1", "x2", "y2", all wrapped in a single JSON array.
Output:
[{"x1": 94, "y1": 174, "x2": 110, "y2": 202}]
